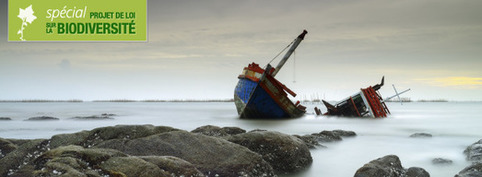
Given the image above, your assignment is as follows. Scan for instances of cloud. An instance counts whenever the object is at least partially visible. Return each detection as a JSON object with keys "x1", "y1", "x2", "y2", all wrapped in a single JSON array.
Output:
[
  {"x1": 416, "y1": 77, "x2": 482, "y2": 88},
  {"x1": 58, "y1": 59, "x2": 71, "y2": 70}
]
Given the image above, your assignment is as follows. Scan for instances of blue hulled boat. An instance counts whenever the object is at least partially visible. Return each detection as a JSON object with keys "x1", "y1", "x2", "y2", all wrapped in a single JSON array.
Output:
[{"x1": 234, "y1": 30, "x2": 307, "y2": 119}]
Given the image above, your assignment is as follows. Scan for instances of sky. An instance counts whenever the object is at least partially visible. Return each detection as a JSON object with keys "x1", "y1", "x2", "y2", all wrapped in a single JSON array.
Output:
[{"x1": 1, "y1": 0, "x2": 482, "y2": 101}]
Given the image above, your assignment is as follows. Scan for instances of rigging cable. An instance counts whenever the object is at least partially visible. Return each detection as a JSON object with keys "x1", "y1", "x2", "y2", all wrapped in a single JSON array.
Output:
[
  {"x1": 293, "y1": 50, "x2": 296, "y2": 83},
  {"x1": 266, "y1": 39, "x2": 295, "y2": 65}
]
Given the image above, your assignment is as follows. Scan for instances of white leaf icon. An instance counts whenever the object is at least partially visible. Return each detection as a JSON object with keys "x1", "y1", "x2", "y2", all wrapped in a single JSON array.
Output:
[{"x1": 17, "y1": 5, "x2": 36, "y2": 41}]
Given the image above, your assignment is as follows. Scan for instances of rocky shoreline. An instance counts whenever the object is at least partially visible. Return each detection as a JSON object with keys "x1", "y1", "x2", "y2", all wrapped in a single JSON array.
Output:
[
  {"x1": 0, "y1": 113, "x2": 118, "y2": 121},
  {"x1": 0, "y1": 125, "x2": 480, "y2": 177}
]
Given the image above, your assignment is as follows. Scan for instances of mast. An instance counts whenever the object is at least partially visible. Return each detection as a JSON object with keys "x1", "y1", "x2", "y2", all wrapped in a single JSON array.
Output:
[{"x1": 271, "y1": 30, "x2": 308, "y2": 77}]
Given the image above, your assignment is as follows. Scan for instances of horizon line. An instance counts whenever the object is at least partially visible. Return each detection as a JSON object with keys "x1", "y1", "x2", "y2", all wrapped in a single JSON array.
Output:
[{"x1": 0, "y1": 99, "x2": 480, "y2": 103}]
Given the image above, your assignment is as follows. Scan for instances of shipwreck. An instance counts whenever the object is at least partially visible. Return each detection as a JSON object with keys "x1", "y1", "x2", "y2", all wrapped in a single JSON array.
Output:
[
  {"x1": 317, "y1": 77, "x2": 391, "y2": 118},
  {"x1": 234, "y1": 30, "x2": 307, "y2": 118}
]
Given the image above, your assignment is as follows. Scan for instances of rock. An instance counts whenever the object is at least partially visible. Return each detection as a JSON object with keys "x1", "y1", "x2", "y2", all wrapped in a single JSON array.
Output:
[
  {"x1": 3, "y1": 125, "x2": 336, "y2": 176},
  {"x1": 71, "y1": 113, "x2": 117, "y2": 120},
  {"x1": 0, "y1": 138, "x2": 18, "y2": 158},
  {"x1": 191, "y1": 125, "x2": 246, "y2": 137},
  {"x1": 0, "y1": 139, "x2": 49, "y2": 176},
  {"x1": 293, "y1": 135, "x2": 326, "y2": 149},
  {"x1": 25, "y1": 116, "x2": 59, "y2": 121},
  {"x1": 249, "y1": 129, "x2": 268, "y2": 132},
  {"x1": 464, "y1": 139, "x2": 482, "y2": 163},
  {"x1": 71, "y1": 115, "x2": 114, "y2": 120},
  {"x1": 458, "y1": 139, "x2": 482, "y2": 177},
  {"x1": 332, "y1": 129, "x2": 357, "y2": 137},
  {"x1": 140, "y1": 156, "x2": 204, "y2": 177},
  {"x1": 191, "y1": 125, "x2": 226, "y2": 136},
  {"x1": 87, "y1": 125, "x2": 180, "y2": 142},
  {"x1": 32, "y1": 145, "x2": 130, "y2": 177},
  {"x1": 50, "y1": 125, "x2": 180, "y2": 148},
  {"x1": 222, "y1": 126, "x2": 247, "y2": 135},
  {"x1": 293, "y1": 135, "x2": 318, "y2": 148},
  {"x1": 0, "y1": 117, "x2": 11, "y2": 121},
  {"x1": 294, "y1": 130, "x2": 354, "y2": 148},
  {"x1": 432, "y1": 158, "x2": 453, "y2": 165},
  {"x1": 36, "y1": 156, "x2": 89, "y2": 176},
  {"x1": 49, "y1": 131, "x2": 91, "y2": 149},
  {"x1": 227, "y1": 131, "x2": 312, "y2": 174},
  {"x1": 406, "y1": 167, "x2": 430, "y2": 177},
  {"x1": 95, "y1": 130, "x2": 275, "y2": 177},
  {"x1": 409, "y1": 133, "x2": 432, "y2": 138},
  {"x1": 101, "y1": 113, "x2": 116, "y2": 117},
  {"x1": 100, "y1": 156, "x2": 170, "y2": 177},
  {"x1": 39, "y1": 125, "x2": 273, "y2": 176},
  {"x1": 354, "y1": 155, "x2": 430, "y2": 177},
  {"x1": 36, "y1": 145, "x2": 127, "y2": 166},
  {"x1": 456, "y1": 163, "x2": 482, "y2": 177},
  {"x1": 5, "y1": 139, "x2": 31, "y2": 146},
  {"x1": 354, "y1": 155, "x2": 404, "y2": 177},
  {"x1": 312, "y1": 130, "x2": 343, "y2": 142},
  {"x1": 24, "y1": 145, "x2": 204, "y2": 177}
]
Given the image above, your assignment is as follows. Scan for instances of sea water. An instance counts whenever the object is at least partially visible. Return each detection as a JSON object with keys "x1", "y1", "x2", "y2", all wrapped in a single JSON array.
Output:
[{"x1": 0, "y1": 102, "x2": 480, "y2": 176}]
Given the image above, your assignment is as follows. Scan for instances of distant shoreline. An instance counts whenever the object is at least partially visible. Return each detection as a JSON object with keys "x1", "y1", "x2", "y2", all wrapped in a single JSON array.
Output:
[
  {"x1": 0, "y1": 99, "x2": 479, "y2": 103},
  {"x1": 0, "y1": 99, "x2": 235, "y2": 103},
  {"x1": 0, "y1": 99, "x2": 84, "y2": 103}
]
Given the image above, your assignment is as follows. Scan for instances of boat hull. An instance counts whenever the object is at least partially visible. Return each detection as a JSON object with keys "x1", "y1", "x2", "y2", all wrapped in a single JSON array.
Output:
[
  {"x1": 321, "y1": 77, "x2": 389, "y2": 118},
  {"x1": 234, "y1": 69, "x2": 305, "y2": 119}
]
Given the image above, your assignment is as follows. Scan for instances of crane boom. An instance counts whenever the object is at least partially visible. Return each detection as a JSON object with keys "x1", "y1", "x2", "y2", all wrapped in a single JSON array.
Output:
[{"x1": 271, "y1": 30, "x2": 307, "y2": 77}]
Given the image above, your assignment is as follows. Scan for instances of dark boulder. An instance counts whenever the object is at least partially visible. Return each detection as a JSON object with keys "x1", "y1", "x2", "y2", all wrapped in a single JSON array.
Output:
[
  {"x1": 100, "y1": 156, "x2": 170, "y2": 177},
  {"x1": 455, "y1": 163, "x2": 482, "y2": 177},
  {"x1": 2, "y1": 125, "x2": 335, "y2": 176},
  {"x1": 354, "y1": 155, "x2": 429, "y2": 177},
  {"x1": 332, "y1": 129, "x2": 357, "y2": 137},
  {"x1": 249, "y1": 129, "x2": 268, "y2": 132},
  {"x1": 0, "y1": 138, "x2": 18, "y2": 158},
  {"x1": 458, "y1": 139, "x2": 482, "y2": 177},
  {"x1": 71, "y1": 115, "x2": 114, "y2": 120},
  {"x1": 409, "y1": 133, "x2": 433, "y2": 138},
  {"x1": 406, "y1": 167, "x2": 430, "y2": 177},
  {"x1": 432, "y1": 158, "x2": 453, "y2": 165},
  {"x1": 313, "y1": 130, "x2": 343, "y2": 142},
  {"x1": 140, "y1": 156, "x2": 204, "y2": 177},
  {"x1": 310, "y1": 129, "x2": 356, "y2": 142},
  {"x1": 0, "y1": 139, "x2": 49, "y2": 176},
  {"x1": 25, "y1": 116, "x2": 59, "y2": 121},
  {"x1": 6, "y1": 144, "x2": 208, "y2": 177},
  {"x1": 95, "y1": 130, "x2": 275, "y2": 177},
  {"x1": 49, "y1": 131, "x2": 91, "y2": 149},
  {"x1": 101, "y1": 113, "x2": 116, "y2": 117},
  {"x1": 49, "y1": 124, "x2": 180, "y2": 148},
  {"x1": 293, "y1": 134, "x2": 326, "y2": 149},
  {"x1": 191, "y1": 125, "x2": 246, "y2": 137},
  {"x1": 85, "y1": 125, "x2": 180, "y2": 145},
  {"x1": 31, "y1": 145, "x2": 146, "y2": 177},
  {"x1": 222, "y1": 126, "x2": 247, "y2": 135},
  {"x1": 0, "y1": 117, "x2": 11, "y2": 121},
  {"x1": 71, "y1": 113, "x2": 117, "y2": 120},
  {"x1": 5, "y1": 139, "x2": 32, "y2": 146},
  {"x1": 294, "y1": 130, "x2": 355, "y2": 148},
  {"x1": 354, "y1": 155, "x2": 404, "y2": 177},
  {"x1": 464, "y1": 139, "x2": 482, "y2": 163},
  {"x1": 227, "y1": 131, "x2": 312, "y2": 174},
  {"x1": 191, "y1": 125, "x2": 224, "y2": 136}
]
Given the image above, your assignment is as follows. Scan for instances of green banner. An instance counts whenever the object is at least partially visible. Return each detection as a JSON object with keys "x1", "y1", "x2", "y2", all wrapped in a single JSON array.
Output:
[{"x1": 8, "y1": 0, "x2": 147, "y2": 41}]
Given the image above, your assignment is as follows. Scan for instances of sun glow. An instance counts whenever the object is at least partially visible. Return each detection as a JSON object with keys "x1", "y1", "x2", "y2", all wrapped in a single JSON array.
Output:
[{"x1": 418, "y1": 77, "x2": 482, "y2": 88}]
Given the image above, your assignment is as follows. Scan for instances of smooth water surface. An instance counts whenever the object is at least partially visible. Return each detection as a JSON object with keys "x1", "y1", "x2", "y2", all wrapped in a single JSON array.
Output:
[{"x1": 0, "y1": 102, "x2": 480, "y2": 176}]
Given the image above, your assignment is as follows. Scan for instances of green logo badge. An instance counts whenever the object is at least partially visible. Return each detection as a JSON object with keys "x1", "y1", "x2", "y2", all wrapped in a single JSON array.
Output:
[
  {"x1": 16, "y1": 5, "x2": 37, "y2": 41},
  {"x1": 8, "y1": 0, "x2": 147, "y2": 41}
]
